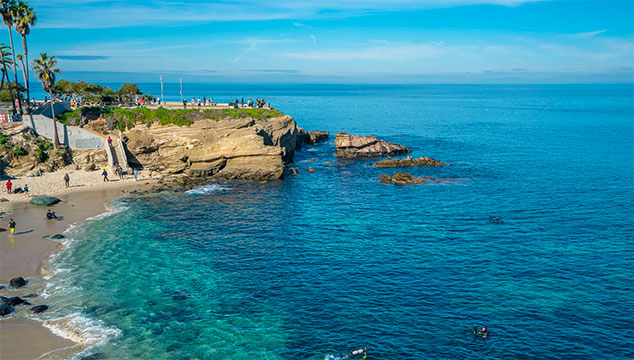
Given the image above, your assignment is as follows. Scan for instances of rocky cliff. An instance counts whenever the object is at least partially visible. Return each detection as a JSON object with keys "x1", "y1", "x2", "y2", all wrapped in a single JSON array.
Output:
[{"x1": 123, "y1": 115, "x2": 304, "y2": 180}]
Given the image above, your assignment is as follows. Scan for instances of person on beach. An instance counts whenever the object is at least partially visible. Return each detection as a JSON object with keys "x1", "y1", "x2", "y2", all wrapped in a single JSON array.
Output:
[
  {"x1": 46, "y1": 210, "x2": 58, "y2": 220},
  {"x1": 102, "y1": 168, "x2": 109, "y2": 182},
  {"x1": 183, "y1": 100, "x2": 187, "y2": 109},
  {"x1": 64, "y1": 173, "x2": 70, "y2": 188},
  {"x1": 8, "y1": 218, "x2": 15, "y2": 235},
  {"x1": 23, "y1": 183, "x2": 28, "y2": 193},
  {"x1": 133, "y1": 168, "x2": 138, "y2": 181},
  {"x1": 6, "y1": 179, "x2": 12, "y2": 194},
  {"x1": 148, "y1": 169, "x2": 153, "y2": 179},
  {"x1": 107, "y1": 136, "x2": 113, "y2": 146}
]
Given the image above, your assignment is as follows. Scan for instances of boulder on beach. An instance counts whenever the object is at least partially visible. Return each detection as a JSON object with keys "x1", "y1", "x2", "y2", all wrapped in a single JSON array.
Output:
[
  {"x1": 29, "y1": 195, "x2": 61, "y2": 206},
  {"x1": 31, "y1": 305, "x2": 49, "y2": 314},
  {"x1": 9, "y1": 277, "x2": 26, "y2": 288},
  {"x1": 50, "y1": 234, "x2": 65, "y2": 239},
  {"x1": 0, "y1": 304, "x2": 13, "y2": 316},
  {"x1": 334, "y1": 133, "x2": 411, "y2": 158},
  {"x1": 374, "y1": 157, "x2": 443, "y2": 168}
]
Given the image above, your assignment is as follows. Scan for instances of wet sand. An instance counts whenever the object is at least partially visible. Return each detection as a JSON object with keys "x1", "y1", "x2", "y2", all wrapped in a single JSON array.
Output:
[{"x1": 0, "y1": 179, "x2": 154, "y2": 359}]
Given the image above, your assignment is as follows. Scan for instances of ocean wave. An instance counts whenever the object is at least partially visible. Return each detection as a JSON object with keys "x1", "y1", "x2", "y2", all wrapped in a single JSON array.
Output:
[
  {"x1": 43, "y1": 312, "x2": 121, "y2": 345},
  {"x1": 185, "y1": 183, "x2": 230, "y2": 195}
]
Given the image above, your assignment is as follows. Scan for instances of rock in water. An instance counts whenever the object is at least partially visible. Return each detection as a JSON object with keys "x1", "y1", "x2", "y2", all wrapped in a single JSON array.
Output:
[
  {"x1": 9, "y1": 277, "x2": 26, "y2": 288},
  {"x1": 0, "y1": 305, "x2": 13, "y2": 316},
  {"x1": 308, "y1": 167, "x2": 315, "y2": 173},
  {"x1": 378, "y1": 174, "x2": 392, "y2": 184},
  {"x1": 334, "y1": 133, "x2": 411, "y2": 158},
  {"x1": 306, "y1": 130, "x2": 329, "y2": 145},
  {"x1": 374, "y1": 157, "x2": 443, "y2": 167},
  {"x1": 31, "y1": 305, "x2": 49, "y2": 313},
  {"x1": 4, "y1": 297, "x2": 30, "y2": 306},
  {"x1": 29, "y1": 195, "x2": 61, "y2": 206},
  {"x1": 50, "y1": 234, "x2": 65, "y2": 239}
]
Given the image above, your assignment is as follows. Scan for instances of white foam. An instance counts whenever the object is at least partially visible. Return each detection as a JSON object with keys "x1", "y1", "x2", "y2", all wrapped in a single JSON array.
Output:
[
  {"x1": 185, "y1": 183, "x2": 229, "y2": 195},
  {"x1": 43, "y1": 312, "x2": 121, "y2": 345}
]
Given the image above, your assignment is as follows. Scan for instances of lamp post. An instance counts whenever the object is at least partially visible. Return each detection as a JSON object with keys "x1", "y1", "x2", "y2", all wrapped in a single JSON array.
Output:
[
  {"x1": 160, "y1": 75, "x2": 164, "y2": 105},
  {"x1": 180, "y1": 78, "x2": 183, "y2": 103}
]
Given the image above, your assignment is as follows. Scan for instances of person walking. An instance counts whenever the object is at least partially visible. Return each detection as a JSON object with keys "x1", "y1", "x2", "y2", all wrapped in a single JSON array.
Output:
[
  {"x1": 64, "y1": 173, "x2": 70, "y2": 188},
  {"x1": 107, "y1": 136, "x2": 113, "y2": 147},
  {"x1": 133, "y1": 168, "x2": 138, "y2": 181},
  {"x1": 102, "y1": 168, "x2": 109, "y2": 182},
  {"x1": 8, "y1": 218, "x2": 15, "y2": 236},
  {"x1": 6, "y1": 179, "x2": 12, "y2": 194}
]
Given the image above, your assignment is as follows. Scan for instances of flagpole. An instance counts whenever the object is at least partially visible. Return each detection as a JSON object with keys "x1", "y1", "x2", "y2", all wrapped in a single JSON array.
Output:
[{"x1": 180, "y1": 78, "x2": 183, "y2": 103}]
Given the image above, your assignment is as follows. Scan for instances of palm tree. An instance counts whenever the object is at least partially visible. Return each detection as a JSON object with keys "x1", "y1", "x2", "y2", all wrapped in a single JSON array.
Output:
[
  {"x1": 0, "y1": 42, "x2": 15, "y2": 113},
  {"x1": 32, "y1": 53, "x2": 61, "y2": 148},
  {"x1": 13, "y1": 1, "x2": 35, "y2": 104},
  {"x1": 0, "y1": 0, "x2": 22, "y2": 114}
]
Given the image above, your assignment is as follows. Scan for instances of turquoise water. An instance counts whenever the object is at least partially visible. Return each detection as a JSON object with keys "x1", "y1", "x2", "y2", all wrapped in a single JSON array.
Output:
[{"x1": 42, "y1": 84, "x2": 633, "y2": 359}]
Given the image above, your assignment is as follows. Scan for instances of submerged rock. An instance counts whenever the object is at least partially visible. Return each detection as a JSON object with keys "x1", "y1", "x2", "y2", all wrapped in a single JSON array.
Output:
[
  {"x1": 31, "y1": 305, "x2": 50, "y2": 314},
  {"x1": 374, "y1": 157, "x2": 443, "y2": 168},
  {"x1": 29, "y1": 195, "x2": 61, "y2": 206},
  {"x1": 9, "y1": 277, "x2": 26, "y2": 288},
  {"x1": 308, "y1": 167, "x2": 315, "y2": 173},
  {"x1": 334, "y1": 133, "x2": 411, "y2": 158},
  {"x1": 0, "y1": 304, "x2": 13, "y2": 316},
  {"x1": 3, "y1": 297, "x2": 30, "y2": 306},
  {"x1": 379, "y1": 172, "x2": 455, "y2": 185}
]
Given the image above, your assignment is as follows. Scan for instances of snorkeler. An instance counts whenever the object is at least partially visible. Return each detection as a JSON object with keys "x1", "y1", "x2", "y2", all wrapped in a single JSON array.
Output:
[{"x1": 474, "y1": 325, "x2": 490, "y2": 339}]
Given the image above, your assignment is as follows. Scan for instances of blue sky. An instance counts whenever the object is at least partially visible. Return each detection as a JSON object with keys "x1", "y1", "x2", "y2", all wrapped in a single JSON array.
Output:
[{"x1": 4, "y1": 0, "x2": 634, "y2": 83}]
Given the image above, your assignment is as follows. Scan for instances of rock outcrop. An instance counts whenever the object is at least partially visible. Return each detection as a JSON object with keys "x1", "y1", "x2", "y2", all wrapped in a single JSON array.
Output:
[
  {"x1": 374, "y1": 157, "x2": 443, "y2": 167},
  {"x1": 334, "y1": 133, "x2": 411, "y2": 158},
  {"x1": 0, "y1": 126, "x2": 72, "y2": 176},
  {"x1": 123, "y1": 115, "x2": 304, "y2": 181}
]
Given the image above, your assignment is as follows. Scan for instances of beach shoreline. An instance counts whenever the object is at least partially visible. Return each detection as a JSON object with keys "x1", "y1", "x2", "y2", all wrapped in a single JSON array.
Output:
[{"x1": 0, "y1": 170, "x2": 156, "y2": 360}]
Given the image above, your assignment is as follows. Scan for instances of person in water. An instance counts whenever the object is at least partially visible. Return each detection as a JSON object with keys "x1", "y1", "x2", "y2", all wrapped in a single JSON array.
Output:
[{"x1": 474, "y1": 325, "x2": 490, "y2": 339}]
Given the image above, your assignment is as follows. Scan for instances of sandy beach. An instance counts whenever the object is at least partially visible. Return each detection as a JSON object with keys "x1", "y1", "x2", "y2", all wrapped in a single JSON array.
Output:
[{"x1": 0, "y1": 169, "x2": 156, "y2": 360}]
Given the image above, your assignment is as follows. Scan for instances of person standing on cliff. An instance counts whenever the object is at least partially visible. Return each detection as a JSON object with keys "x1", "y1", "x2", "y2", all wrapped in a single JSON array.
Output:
[{"x1": 64, "y1": 173, "x2": 70, "y2": 188}]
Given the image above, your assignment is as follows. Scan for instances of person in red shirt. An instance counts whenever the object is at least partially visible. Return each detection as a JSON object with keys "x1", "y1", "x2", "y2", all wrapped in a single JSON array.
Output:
[{"x1": 6, "y1": 179, "x2": 12, "y2": 194}]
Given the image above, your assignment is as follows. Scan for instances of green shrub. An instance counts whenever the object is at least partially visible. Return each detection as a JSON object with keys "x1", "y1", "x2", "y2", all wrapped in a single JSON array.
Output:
[
  {"x1": 13, "y1": 144, "x2": 26, "y2": 156},
  {"x1": 22, "y1": 133, "x2": 31, "y2": 141},
  {"x1": 0, "y1": 134, "x2": 10, "y2": 144},
  {"x1": 35, "y1": 148, "x2": 48, "y2": 162}
]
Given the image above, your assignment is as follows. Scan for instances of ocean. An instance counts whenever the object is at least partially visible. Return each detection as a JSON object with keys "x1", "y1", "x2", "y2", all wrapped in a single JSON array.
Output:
[{"x1": 35, "y1": 84, "x2": 633, "y2": 359}]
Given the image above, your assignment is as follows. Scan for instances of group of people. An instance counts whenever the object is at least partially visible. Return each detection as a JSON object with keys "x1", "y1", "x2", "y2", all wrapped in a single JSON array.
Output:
[
  {"x1": 228, "y1": 97, "x2": 268, "y2": 109},
  {"x1": 102, "y1": 166, "x2": 141, "y2": 182},
  {"x1": 5, "y1": 180, "x2": 28, "y2": 195},
  {"x1": 182, "y1": 96, "x2": 215, "y2": 108}
]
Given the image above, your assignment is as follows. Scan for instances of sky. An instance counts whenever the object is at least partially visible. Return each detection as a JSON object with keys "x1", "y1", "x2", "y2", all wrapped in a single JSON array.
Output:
[{"x1": 2, "y1": 0, "x2": 633, "y2": 83}]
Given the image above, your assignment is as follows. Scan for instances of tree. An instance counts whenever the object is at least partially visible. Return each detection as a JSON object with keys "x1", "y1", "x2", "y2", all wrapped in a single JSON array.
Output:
[
  {"x1": 32, "y1": 52, "x2": 61, "y2": 148},
  {"x1": 116, "y1": 83, "x2": 141, "y2": 103},
  {"x1": 13, "y1": 0, "x2": 35, "y2": 103},
  {"x1": 0, "y1": 0, "x2": 23, "y2": 114},
  {"x1": 0, "y1": 42, "x2": 15, "y2": 112}
]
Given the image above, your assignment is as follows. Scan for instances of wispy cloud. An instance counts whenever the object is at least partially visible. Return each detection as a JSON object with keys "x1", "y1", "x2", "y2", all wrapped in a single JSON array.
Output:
[
  {"x1": 571, "y1": 29, "x2": 608, "y2": 38},
  {"x1": 30, "y1": 0, "x2": 544, "y2": 29},
  {"x1": 244, "y1": 69, "x2": 300, "y2": 74},
  {"x1": 57, "y1": 55, "x2": 110, "y2": 60},
  {"x1": 310, "y1": 34, "x2": 317, "y2": 48}
]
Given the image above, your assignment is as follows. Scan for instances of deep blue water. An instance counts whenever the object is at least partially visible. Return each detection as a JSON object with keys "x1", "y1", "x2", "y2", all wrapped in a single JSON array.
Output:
[{"x1": 39, "y1": 84, "x2": 633, "y2": 359}]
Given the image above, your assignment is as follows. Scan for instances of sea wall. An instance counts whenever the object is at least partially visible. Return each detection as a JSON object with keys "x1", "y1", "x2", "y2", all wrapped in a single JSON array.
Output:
[{"x1": 23, "y1": 115, "x2": 104, "y2": 150}]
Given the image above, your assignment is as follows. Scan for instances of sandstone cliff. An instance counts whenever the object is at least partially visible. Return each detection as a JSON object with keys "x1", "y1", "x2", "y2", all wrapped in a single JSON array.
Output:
[{"x1": 123, "y1": 115, "x2": 303, "y2": 180}]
